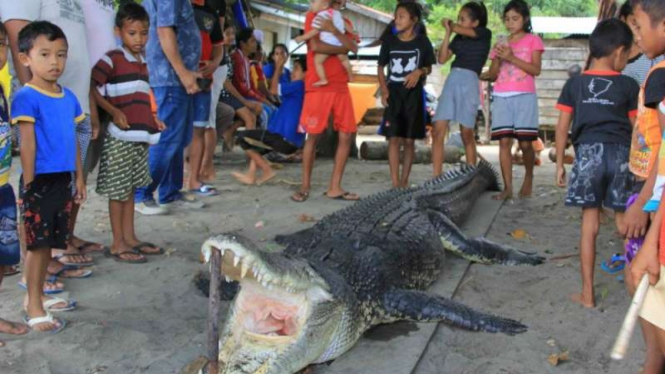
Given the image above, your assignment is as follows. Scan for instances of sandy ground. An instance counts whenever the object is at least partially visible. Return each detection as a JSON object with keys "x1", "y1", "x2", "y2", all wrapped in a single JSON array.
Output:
[{"x1": 0, "y1": 144, "x2": 648, "y2": 374}]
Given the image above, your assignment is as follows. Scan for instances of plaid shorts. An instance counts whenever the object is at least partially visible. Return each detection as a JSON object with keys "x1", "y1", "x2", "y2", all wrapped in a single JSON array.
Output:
[{"x1": 21, "y1": 173, "x2": 73, "y2": 251}]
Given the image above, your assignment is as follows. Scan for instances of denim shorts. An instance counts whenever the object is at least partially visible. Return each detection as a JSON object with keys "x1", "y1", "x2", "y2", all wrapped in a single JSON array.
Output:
[
  {"x1": 193, "y1": 90, "x2": 212, "y2": 128},
  {"x1": 0, "y1": 184, "x2": 19, "y2": 265},
  {"x1": 565, "y1": 143, "x2": 634, "y2": 211}
]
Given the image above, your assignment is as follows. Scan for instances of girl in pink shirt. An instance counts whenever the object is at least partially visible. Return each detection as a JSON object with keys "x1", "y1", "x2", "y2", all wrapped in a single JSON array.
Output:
[{"x1": 487, "y1": 0, "x2": 544, "y2": 200}]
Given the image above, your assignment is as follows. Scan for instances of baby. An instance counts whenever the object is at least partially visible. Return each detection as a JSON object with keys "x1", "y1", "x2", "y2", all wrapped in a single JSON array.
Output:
[{"x1": 295, "y1": 0, "x2": 353, "y2": 86}]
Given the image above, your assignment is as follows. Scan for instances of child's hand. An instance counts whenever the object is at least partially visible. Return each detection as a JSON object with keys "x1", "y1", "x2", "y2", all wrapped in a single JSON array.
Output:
[
  {"x1": 381, "y1": 92, "x2": 389, "y2": 107},
  {"x1": 403, "y1": 69, "x2": 423, "y2": 89},
  {"x1": 75, "y1": 177, "x2": 87, "y2": 205},
  {"x1": 112, "y1": 109, "x2": 130, "y2": 129},
  {"x1": 91, "y1": 117, "x2": 101, "y2": 140},
  {"x1": 155, "y1": 117, "x2": 167, "y2": 131},
  {"x1": 629, "y1": 238, "x2": 661, "y2": 286},
  {"x1": 198, "y1": 61, "x2": 217, "y2": 77},
  {"x1": 246, "y1": 101, "x2": 263, "y2": 114},
  {"x1": 273, "y1": 53, "x2": 287, "y2": 68},
  {"x1": 622, "y1": 202, "x2": 649, "y2": 239},
  {"x1": 295, "y1": 35, "x2": 306, "y2": 43},
  {"x1": 496, "y1": 45, "x2": 514, "y2": 61},
  {"x1": 317, "y1": 17, "x2": 337, "y2": 34},
  {"x1": 441, "y1": 19, "x2": 452, "y2": 33},
  {"x1": 556, "y1": 166, "x2": 567, "y2": 187}
]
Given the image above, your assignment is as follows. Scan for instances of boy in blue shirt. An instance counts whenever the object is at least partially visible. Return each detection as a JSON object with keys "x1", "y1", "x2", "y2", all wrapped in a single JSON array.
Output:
[
  {"x1": 12, "y1": 21, "x2": 85, "y2": 333},
  {"x1": 0, "y1": 20, "x2": 28, "y2": 346}
]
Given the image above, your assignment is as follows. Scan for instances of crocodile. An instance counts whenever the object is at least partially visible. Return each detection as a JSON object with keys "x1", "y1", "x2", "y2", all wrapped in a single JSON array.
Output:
[{"x1": 200, "y1": 161, "x2": 543, "y2": 374}]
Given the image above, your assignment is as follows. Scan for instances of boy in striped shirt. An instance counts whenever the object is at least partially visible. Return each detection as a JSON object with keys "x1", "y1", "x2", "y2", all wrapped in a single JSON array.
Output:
[{"x1": 91, "y1": 2, "x2": 165, "y2": 264}]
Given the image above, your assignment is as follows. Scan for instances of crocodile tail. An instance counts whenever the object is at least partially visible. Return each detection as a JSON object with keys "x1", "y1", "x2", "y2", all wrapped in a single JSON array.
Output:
[
  {"x1": 476, "y1": 159, "x2": 501, "y2": 192},
  {"x1": 383, "y1": 289, "x2": 527, "y2": 335}
]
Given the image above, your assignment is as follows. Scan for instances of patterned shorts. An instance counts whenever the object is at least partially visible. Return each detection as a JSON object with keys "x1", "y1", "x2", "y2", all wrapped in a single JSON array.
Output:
[
  {"x1": 0, "y1": 184, "x2": 19, "y2": 265},
  {"x1": 96, "y1": 133, "x2": 152, "y2": 201},
  {"x1": 21, "y1": 173, "x2": 73, "y2": 251},
  {"x1": 565, "y1": 143, "x2": 634, "y2": 211}
]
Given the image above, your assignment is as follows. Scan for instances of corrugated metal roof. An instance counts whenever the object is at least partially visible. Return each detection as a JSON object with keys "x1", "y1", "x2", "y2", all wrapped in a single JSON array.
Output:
[{"x1": 531, "y1": 17, "x2": 597, "y2": 35}]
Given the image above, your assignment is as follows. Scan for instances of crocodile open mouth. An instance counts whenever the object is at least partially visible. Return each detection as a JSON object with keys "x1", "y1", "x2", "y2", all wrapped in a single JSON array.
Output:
[
  {"x1": 236, "y1": 281, "x2": 306, "y2": 342},
  {"x1": 202, "y1": 235, "x2": 330, "y2": 342}
]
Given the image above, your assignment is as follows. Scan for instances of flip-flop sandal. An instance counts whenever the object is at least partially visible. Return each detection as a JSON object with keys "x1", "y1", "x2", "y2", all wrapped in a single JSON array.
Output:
[
  {"x1": 77, "y1": 242, "x2": 107, "y2": 254},
  {"x1": 189, "y1": 184, "x2": 218, "y2": 197},
  {"x1": 291, "y1": 191, "x2": 309, "y2": 203},
  {"x1": 42, "y1": 297, "x2": 77, "y2": 312},
  {"x1": 104, "y1": 248, "x2": 147, "y2": 264},
  {"x1": 24, "y1": 313, "x2": 67, "y2": 334},
  {"x1": 18, "y1": 276, "x2": 64, "y2": 295},
  {"x1": 50, "y1": 267, "x2": 93, "y2": 279},
  {"x1": 132, "y1": 242, "x2": 165, "y2": 256},
  {"x1": 325, "y1": 192, "x2": 360, "y2": 201},
  {"x1": 4, "y1": 265, "x2": 20, "y2": 276},
  {"x1": 600, "y1": 253, "x2": 625, "y2": 274},
  {"x1": 52, "y1": 253, "x2": 94, "y2": 268}
]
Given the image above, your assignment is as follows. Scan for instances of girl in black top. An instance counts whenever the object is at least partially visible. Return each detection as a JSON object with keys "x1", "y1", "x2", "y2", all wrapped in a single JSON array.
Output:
[
  {"x1": 378, "y1": 1, "x2": 435, "y2": 188},
  {"x1": 431, "y1": 2, "x2": 492, "y2": 176}
]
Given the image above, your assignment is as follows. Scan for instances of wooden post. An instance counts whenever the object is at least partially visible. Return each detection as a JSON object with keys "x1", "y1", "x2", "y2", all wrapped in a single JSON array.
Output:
[{"x1": 207, "y1": 248, "x2": 222, "y2": 374}]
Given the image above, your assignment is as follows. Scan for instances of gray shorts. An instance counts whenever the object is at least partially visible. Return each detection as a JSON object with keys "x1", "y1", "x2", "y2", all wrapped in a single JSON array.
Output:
[
  {"x1": 565, "y1": 143, "x2": 634, "y2": 211},
  {"x1": 490, "y1": 93, "x2": 539, "y2": 141},
  {"x1": 432, "y1": 68, "x2": 480, "y2": 128}
]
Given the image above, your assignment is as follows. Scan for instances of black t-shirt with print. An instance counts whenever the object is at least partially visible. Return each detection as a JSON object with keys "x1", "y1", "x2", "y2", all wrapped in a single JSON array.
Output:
[
  {"x1": 378, "y1": 34, "x2": 436, "y2": 86},
  {"x1": 557, "y1": 71, "x2": 639, "y2": 146},
  {"x1": 644, "y1": 67, "x2": 665, "y2": 108},
  {"x1": 449, "y1": 27, "x2": 492, "y2": 76}
]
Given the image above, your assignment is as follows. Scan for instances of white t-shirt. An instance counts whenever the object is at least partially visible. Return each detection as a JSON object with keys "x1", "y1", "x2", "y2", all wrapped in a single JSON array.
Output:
[
  {"x1": 82, "y1": 0, "x2": 117, "y2": 67},
  {"x1": 314, "y1": 9, "x2": 344, "y2": 47},
  {"x1": 0, "y1": 0, "x2": 92, "y2": 113}
]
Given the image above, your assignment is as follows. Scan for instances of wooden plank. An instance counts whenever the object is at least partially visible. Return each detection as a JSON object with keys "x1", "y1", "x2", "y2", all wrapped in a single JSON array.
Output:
[
  {"x1": 536, "y1": 79, "x2": 567, "y2": 90},
  {"x1": 542, "y1": 49, "x2": 588, "y2": 61}
]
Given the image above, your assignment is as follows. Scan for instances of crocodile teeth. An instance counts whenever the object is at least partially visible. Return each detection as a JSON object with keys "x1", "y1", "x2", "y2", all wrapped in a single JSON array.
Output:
[
  {"x1": 262, "y1": 280, "x2": 269, "y2": 288},
  {"x1": 240, "y1": 262, "x2": 249, "y2": 278},
  {"x1": 233, "y1": 256, "x2": 240, "y2": 267},
  {"x1": 220, "y1": 248, "x2": 226, "y2": 256},
  {"x1": 224, "y1": 275, "x2": 231, "y2": 282}
]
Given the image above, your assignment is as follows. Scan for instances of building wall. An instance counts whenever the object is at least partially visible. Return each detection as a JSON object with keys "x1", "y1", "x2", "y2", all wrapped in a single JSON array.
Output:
[{"x1": 537, "y1": 39, "x2": 588, "y2": 130}]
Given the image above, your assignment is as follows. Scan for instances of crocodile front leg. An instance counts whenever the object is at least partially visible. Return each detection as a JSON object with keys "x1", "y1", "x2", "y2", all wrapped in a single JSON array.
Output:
[{"x1": 427, "y1": 210, "x2": 544, "y2": 266}]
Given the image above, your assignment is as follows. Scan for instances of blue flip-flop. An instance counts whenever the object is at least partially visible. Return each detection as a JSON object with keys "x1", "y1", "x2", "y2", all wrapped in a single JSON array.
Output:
[
  {"x1": 18, "y1": 275, "x2": 64, "y2": 294},
  {"x1": 600, "y1": 253, "x2": 625, "y2": 274}
]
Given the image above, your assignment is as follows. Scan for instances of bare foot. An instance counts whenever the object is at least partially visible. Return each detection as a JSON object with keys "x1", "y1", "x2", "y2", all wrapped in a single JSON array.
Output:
[
  {"x1": 492, "y1": 190, "x2": 513, "y2": 201},
  {"x1": 0, "y1": 318, "x2": 29, "y2": 347},
  {"x1": 570, "y1": 292, "x2": 595, "y2": 308},
  {"x1": 312, "y1": 80, "x2": 328, "y2": 87},
  {"x1": 519, "y1": 176, "x2": 533, "y2": 198},
  {"x1": 232, "y1": 171, "x2": 256, "y2": 185},
  {"x1": 257, "y1": 171, "x2": 276, "y2": 186}
]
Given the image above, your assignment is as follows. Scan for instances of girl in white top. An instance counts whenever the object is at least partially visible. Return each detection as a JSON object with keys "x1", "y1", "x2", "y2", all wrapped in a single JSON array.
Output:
[{"x1": 295, "y1": 0, "x2": 353, "y2": 86}]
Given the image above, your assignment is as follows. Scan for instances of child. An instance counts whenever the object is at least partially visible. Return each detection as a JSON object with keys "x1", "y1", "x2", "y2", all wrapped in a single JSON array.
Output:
[
  {"x1": 232, "y1": 56, "x2": 307, "y2": 185},
  {"x1": 618, "y1": 1, "x2": 664, "y2": 86},
  {"x1": 91, "y1": 3, "x2": 166, "y2": 262},
  {"x1": 487, "y1": 0, "x2": 544, "y2": 199},
  {"x1": 432, "y1": 1, "x2": 491, "y2": 175},
  {"x1": 628, "y1": 0, "x2": 665, "y2": 363},
  {"x1": 188, "y1": 0, "x2": 224, "y2": 197},
  {"x1": 0, "y1": 21, "x2": 28, "y2": 345},
  {"x1": 378, "y1": 1, "x2": 435, "y2": 188},
  {"x1": 554, "y1": 19, "x2": 639, "y2": 309},
  {"x1": 12, "y1": 21, "x2": 85, "y2": 333},
  {"x1": 295, "y1": 0, "x2": 353, "y2": 87}
]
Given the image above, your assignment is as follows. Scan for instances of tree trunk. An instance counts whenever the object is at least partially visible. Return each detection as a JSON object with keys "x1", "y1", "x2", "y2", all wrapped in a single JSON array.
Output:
[{"x1": 360, "y1": 141, "x2": 462, "y2": 164}]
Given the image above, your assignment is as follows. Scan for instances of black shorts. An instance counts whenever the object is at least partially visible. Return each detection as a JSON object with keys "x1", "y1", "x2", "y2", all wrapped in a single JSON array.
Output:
[
  {"x1": 236, "y1": 130, "x2": 298, "y2": 156},
  {"x1": 565, "y1": 143, "x2": 634, "y2": 211},
  {"x1": 21, "y1": 172, "x2": 73, "y2": 251},
  {"x1": 382, "y1": 83, "x2": 426, "y2": 139}
]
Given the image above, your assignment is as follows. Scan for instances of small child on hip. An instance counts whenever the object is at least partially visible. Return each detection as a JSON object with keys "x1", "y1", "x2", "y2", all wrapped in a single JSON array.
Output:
[
  {"x1": 555, "y1": 19, "x2": 639, "y2": 309},
  {"x1": 295, "y1": 0, "x2": 353, "y2": 87},
  {"x1": 378, "y1": 1, "x2": 435, "y2": 188},
  {"x1": 487, "y1": 0, "x2": 544, "y2": 200}
]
